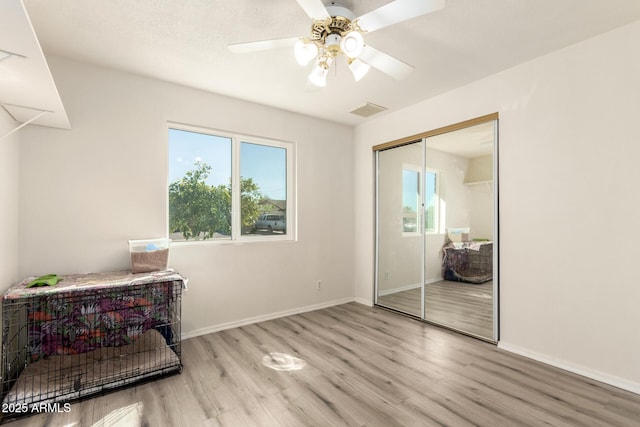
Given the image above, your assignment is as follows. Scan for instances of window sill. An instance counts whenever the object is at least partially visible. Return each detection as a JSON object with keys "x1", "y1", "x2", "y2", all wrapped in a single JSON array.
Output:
[{"x1": 170, "y1": 235, "x2": 296, "y2": 247}]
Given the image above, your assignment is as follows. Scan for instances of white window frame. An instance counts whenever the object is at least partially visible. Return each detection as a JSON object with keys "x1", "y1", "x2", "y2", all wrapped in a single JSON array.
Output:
[
  {"x1": 402, "y1": 163, "x2": 422, "y2": 236},
  {"x1": 167, "y1": 122, "x2": 296, "y2": 244},
  {"x1": 424, "y1": 168, "x2": 440, "y2": 235}
]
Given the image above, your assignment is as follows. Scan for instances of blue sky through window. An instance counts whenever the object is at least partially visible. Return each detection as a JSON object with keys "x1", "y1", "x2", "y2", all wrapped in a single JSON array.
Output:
[
  {"x1": 241, "y1": 142, "x2": 286, "y2": 200},
  {"x1": 168, "y1": 128, "x2": 231, "y2": 187},
  {"x1": 401, "y1": 171, "x2": 436, "y2": 209},
  {"x1": 402, "y1": 169, "x2": 419, "y2": 211},
  {"x1": 168, "y1": 128, "x2": 287, "y2": 200},
  {"x1": 426, "y1": 172, "x2": 436, "y2": 206}
]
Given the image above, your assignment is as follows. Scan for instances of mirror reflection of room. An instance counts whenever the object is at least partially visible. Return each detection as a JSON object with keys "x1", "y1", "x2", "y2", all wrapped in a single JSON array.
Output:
[
  {"x1": 424, "y1": 121, "x2": 494, "y2": 340},
  {"x1": 376, "y1": 141, "x2": 424, "y2": 318},
  {"x1": 376, "y1": 119, "x2": 496, "y2": 341}
]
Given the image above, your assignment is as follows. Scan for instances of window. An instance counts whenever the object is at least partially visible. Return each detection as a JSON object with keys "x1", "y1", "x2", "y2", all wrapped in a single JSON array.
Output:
[
  {"x1": 425, "y1": 169, "x2": 439, "y2": 233},
  {"x1": 168, "y1": 125, "x2": 294, "y2": 242},
  {"x1": 402, "y1": 166, "x2": 439, "y2": 234},
  {"x1": 402, "y1": 167, "x2": 420, "y2": 233},
  {"x1": 240, "y1": 142, "x2": 287, "y2": 236}
]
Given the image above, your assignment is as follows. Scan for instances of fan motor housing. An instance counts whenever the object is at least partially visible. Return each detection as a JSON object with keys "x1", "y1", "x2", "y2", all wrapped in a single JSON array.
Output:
[
  {"x1": 325, "y1": 3, "x2": 356, "y2": 21},
  {"x1": 310, "y1": 3, "x2": 356, "y2": 46}
]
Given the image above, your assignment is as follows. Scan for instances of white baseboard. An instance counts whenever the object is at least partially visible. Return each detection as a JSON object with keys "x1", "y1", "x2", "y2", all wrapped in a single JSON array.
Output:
[
  {"x1": 181, "y1": 297, "x2": 356, "y2": 340},
  {"x1": 353, "y1": 297, "x2": 373, "y2": 307},
  {"x1": 498, "y1": 341, "x2": 640, "y2": 396},
  {"x1": 378, "y1": 283, "x2": 420, "y2": 296}
]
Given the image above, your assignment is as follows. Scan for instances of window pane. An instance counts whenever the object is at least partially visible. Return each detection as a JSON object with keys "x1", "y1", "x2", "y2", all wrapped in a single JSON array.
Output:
[
  {"x1": 402, "y1": 169, "x2": 420, "y2": 233},
  {"x1": 168, "y1": 128, "x2": 232, "y2": 241},
  {"x1": 425, "y1": 171, "x2": 437, "y2": 232},
  {"x1": 241, "y1": 142, "x2": 287, "y2": 235}
]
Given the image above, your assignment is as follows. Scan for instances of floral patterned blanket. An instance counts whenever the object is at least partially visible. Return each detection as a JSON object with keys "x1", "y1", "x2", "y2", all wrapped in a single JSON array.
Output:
[{"x1": 3, "y1": 270, "x2": 184, "y2": 361}]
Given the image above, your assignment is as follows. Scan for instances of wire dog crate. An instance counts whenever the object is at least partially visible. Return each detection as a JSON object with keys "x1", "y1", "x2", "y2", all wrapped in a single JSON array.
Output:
[
  {"x1": 1, "y1": 270, "x2": 183, "y2": 421},
  {"x1": 442, "y1": 242, "x2": 493, "y2": 284}
]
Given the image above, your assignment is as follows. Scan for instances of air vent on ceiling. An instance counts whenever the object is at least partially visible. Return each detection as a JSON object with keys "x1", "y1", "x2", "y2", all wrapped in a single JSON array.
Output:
[{"x1": 349, "y1": 102, "x2": 388, "y2": 118}]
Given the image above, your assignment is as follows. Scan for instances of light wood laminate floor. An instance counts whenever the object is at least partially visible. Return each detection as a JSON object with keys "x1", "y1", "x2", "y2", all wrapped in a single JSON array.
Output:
[
  {"x1": 378, "y1": 280, "x2": 494, "y2": 339},
  {"x1": 4, "y1": 303, "x2": 639, "y2": 426}
]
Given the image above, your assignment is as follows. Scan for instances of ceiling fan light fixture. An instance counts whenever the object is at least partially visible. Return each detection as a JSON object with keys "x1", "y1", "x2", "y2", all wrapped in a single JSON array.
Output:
[
  {"x1": 229, "y1": 0, "x2": 444, "y2": 88},
  {"x1": 294, "y1": 39, "x2": 319, "y2": 66},
  {"x1": 348, "y1": 58, "x2": 371, "y2": 82},
  {"x1": 340, "y1": 31, "x2": 364, "y2": 59},
  {"x1": 308, "y1": 56, "x2": 332, "y2": 87}
]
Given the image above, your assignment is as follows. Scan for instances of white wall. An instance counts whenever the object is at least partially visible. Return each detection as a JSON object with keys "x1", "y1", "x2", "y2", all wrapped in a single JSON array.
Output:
[
  {"x1": 0, "y1": 110, "x2": 20, "y2": 292},
  {"x1": 466, "y1": 154, "x2": 494, "y2": 240},
  {"x1": 355, "y1": 20, "x2": 640, "y2": 392},
  {"x1": 467, "y1": 183, "x2": 493, "y2": 240},
  {"x1": 19, "y1": 56, "x2": 355, "y2": 336}
]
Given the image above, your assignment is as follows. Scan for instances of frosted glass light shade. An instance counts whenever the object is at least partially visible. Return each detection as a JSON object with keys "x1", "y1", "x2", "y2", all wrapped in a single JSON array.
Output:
[
  {"x1": 349, "y1": 58, "x2": 371, "y2": 82},
  {"x1": 308, "y1": 65, "x2": 328, "y2": 87},
  {"x1": 294, "y1": 40, "x2": 318, "y2": 66},
  {"x1": 340, "y1": 31, "x2": 364, "y2": 59},
  {"x1": 308, "y1": 57, "x2": 332, "y2": 87}
]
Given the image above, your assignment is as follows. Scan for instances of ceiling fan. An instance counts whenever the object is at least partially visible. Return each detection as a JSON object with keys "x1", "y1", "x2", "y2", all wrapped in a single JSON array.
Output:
[{"x1": 228, "y1": 0, "x2": 445, "y2": 87}]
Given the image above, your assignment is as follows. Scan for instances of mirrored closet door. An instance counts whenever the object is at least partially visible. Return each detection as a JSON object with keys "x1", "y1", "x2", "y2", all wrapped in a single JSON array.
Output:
[
  {"x1": 376, "y1": 140, "x2": 424, "y2": 318},
  {"x1": 375, "y1": 115, "x2": 498, "y2": 342}
]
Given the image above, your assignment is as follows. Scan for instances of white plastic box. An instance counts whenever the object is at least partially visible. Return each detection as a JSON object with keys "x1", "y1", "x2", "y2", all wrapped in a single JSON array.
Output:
[
  {"x1": 128, "y1": 238, "x2": 170, "y2": 273},
  {"x1": 447, "y1": 228, "x2": 470, "y2": 243}
]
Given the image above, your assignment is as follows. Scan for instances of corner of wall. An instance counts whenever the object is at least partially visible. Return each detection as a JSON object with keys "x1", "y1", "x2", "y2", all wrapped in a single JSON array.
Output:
[{"x1": 0, "y1": 108, "x2": 20, "y2": 291}]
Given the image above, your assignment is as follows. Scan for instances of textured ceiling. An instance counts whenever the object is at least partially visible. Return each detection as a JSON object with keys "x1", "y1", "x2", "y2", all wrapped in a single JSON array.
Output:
[{"x1": 22, "y1": 0, "x2": 640, "y2": 126}]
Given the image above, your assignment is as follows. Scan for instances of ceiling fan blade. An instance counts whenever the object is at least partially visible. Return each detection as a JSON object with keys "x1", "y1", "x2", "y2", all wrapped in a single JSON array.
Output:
[
  {"x1": 227, "y1": 37, "x2": 299, "y2": 54},
  {"x1": 357, "y1": 0, "x2": 445, "y2": 33},
  {"x1": 359, "y1": 45, "x2": 414, "y2": 80},
  {"x1": 295, "y1": 0, "x2": 330, "y2": 20}
]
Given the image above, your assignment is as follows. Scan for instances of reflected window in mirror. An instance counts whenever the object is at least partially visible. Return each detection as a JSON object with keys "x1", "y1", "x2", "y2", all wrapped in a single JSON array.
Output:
[
  {"x1": 402, "y1": 166, "x2": 420, "y2": 234},
  {"x1": 425, "y1": 169, "x2": 440, "y2": 234}
]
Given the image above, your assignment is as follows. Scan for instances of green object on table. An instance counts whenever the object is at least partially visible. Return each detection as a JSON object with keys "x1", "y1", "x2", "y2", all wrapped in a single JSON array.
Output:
[{"x1": 27, "y1": 274, "x2": 61, "y2": 288}]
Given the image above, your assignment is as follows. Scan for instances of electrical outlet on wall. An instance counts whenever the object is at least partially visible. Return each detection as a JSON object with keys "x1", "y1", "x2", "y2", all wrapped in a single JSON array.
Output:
[{"x1": 316, "y1": 280, "x2": 322, "y2": 290}]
